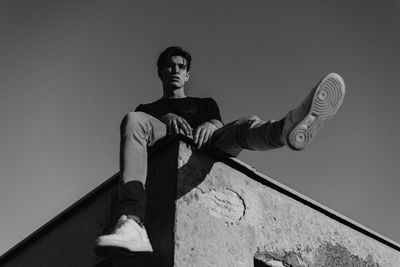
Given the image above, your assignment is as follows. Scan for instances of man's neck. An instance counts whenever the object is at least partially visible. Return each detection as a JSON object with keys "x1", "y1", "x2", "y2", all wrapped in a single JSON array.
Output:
[{"x1": 163, "y1": 87, "x2": 186, "y2": 99}]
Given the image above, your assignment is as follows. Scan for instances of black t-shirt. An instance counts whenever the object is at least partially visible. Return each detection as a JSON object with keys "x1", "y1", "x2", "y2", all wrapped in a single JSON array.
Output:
[{"x1": 135, "y1": 97, "x2": 222, "y2": 128}]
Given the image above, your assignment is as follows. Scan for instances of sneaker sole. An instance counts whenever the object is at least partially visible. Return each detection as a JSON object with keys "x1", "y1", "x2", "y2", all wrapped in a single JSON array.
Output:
[
  {"x1": 96, "y1": 237, "x2": 153, "y2": 256},
  {"x1": 286, "y1": 73, "x2": 345, "y2": 151}
]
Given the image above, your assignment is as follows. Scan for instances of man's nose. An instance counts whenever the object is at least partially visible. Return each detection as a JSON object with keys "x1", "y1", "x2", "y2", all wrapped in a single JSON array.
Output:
[{"x1": 171, "y1": 65, "x2": 179, "y2": 74}]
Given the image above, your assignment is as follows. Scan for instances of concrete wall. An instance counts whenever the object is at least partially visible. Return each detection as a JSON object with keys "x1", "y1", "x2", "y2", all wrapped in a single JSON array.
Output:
[
  {"x1": 2, "y1": 138, "x2": 399, "y2": 266},
  {"x1": 175, "y1": 142, "x2": 400, "y2": 267}
]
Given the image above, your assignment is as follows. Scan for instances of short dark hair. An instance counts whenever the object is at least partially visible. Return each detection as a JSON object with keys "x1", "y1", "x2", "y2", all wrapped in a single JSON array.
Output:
[{"x1": 157, "y1": 46, "x2": 192, "y2": 72}]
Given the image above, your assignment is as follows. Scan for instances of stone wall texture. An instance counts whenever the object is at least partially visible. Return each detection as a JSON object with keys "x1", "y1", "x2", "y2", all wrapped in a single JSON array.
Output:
[
  {"x1": 175, "y1": 142, "x2": 400, "y2": 267},
  {"x1": 2, "y1": 139, "x2": 399, "y2": 267}
]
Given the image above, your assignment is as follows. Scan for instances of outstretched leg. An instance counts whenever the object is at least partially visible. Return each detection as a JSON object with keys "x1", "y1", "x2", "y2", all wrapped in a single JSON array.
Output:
[
  {"x1": 211, "y1": 73, "x2": 345, "y2": 156},
  {"x1": 211, "y1": 116, "x2": 285, "y2": 157}
]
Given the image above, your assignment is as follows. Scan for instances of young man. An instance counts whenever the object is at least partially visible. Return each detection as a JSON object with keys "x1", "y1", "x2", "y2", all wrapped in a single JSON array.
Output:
[{"x1": 96, "y1": 46, "x2": 345, "y2": 254}]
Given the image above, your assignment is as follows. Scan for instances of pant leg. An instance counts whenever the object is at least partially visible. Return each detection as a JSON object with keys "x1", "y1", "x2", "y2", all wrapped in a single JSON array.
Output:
[
  {"x1": 118, "y1": 111, "x2": 167, "y2": 221},
  {"x1": 211, "y1": 116, "x2": 285, "y2": 157}
]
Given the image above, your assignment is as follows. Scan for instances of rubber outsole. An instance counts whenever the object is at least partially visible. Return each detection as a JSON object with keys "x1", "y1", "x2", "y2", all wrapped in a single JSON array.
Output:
[
  {"x1": 95, "y1": 237, "x2": 153, "y2": 257},
  {"x1": 286, "y1": 73, "x2": 345, "y2": 151}
]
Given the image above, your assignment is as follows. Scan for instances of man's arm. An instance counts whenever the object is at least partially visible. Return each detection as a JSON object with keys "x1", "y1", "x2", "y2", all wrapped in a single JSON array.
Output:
[
  {"x1": 193, "y1": 98, "x2": 224, "y2": 149},
  {"x1": 161, "y1": 115, "x2": 222, "y2": 148},
  {"x1": 160, "y1": 113, "x2": 193, "y2": 136},
  {"x1": 210, "y1": 119, "x2": 223, "y2": 129},
  {"x1": 193, "y1": 119, "x2": 223, "y2": 149},
  {"x1": 136, "y1": 102, "x2": 193, "y2": 136}
]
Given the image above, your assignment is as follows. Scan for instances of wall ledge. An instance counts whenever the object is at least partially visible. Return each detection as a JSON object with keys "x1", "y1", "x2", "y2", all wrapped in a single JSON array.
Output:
[{"x1": 1, "y1": 135, "x2": 399, "y2": 266}]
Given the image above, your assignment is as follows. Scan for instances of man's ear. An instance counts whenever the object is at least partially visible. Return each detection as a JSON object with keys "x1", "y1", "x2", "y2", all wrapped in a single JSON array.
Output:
[{"x1": 185, "y1": 71, "x2": 190, "y2": 80}]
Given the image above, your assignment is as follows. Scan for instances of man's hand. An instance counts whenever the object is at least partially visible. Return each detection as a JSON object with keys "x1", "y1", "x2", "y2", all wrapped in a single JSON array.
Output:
[
  {"x1": 194, "y1": 122, "x2": 218, "y2": 149},
  {"x1": 160, "y1": 113, "x2": 193, "y2": 136}
]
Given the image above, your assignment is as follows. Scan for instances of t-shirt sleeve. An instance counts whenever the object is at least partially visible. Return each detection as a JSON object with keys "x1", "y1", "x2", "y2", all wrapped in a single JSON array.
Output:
[
  {"x1": 135, "y1": 104, "x2": 146, "y2": 113},
  {"x1": 207, "y1": 98, "x2": 223, "y2": 123},
  {"x1": 134, "y1": 103, "x2": 161, "y2": 118},
  {"x1": 135, "y1": 103, "x2": 157, "y2": 117}
]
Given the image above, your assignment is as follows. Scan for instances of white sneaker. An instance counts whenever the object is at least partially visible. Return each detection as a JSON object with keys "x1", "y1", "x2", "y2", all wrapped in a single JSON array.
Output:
[
  {"x1": 96, "y1": 215, "x2": 153, "y2": 254},
  {"x1": 282, "y1": 73, "x2": 345, "y2": 150}
]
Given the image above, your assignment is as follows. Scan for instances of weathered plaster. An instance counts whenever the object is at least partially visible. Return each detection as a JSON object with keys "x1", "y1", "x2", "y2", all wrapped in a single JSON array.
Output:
[{"x1": 174, "y1": 142, "x2": 400, "y2": 267}]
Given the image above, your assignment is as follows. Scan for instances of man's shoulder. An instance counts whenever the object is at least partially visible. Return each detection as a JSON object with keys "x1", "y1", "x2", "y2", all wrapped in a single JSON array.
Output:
[
  {"x1": 148, "y1": 98, "x2": 166, "y2": 105},
  {"x1": 138, "y1": 98, "x2": 164, "y2": 107},
  {"x1": 137, "y1": 97, "x2": 218, "y2": 108},
  {"x1": 188, "y1": 97, "x2": 220, "y2": 109},
  {"x1": 201, "y1": 97, "x2": 219, "y2": 106},
  {"x1": 135, "y1": 98, "x2": 166, "y2": 113},
  {"x1": 190, "y1": 96, "x2": 218, "y2": 103}
]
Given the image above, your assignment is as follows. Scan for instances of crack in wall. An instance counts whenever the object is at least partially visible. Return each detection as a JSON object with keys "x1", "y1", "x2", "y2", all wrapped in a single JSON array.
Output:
[{"x1": 195, "y1": 187, "x2": 246, "y2": 222}]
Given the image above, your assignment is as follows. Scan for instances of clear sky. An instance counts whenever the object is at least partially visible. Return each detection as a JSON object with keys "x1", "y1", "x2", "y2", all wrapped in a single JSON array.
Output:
[{"x1": 1, "y1": 0, "x2": 399, "y2": 255}]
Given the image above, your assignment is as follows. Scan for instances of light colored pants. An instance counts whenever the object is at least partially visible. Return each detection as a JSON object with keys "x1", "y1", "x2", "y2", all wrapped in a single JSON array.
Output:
[{"x1": 118, "y1": 111, "x2": 283, "y2": 219}]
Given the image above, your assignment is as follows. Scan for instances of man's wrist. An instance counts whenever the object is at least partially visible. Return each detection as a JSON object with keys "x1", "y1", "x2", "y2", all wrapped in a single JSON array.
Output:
[
  {"x1": 209, "y1": 120, "x2": 223, "y2": 129},
  {"x1": 201, "y1": 121, "x2": 217, "y2": 129}
]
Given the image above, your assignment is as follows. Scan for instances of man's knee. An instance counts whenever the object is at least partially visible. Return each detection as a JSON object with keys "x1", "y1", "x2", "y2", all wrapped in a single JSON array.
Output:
[
  {"x1": 121, "y1": 112, "x2": 149, "y2": 134},
  {"x1": 236, "y1": 115, "x2": 265, "y2": 142},
  {"x1": 240, "y1": 115, "x2": 263, "y2": 128}
]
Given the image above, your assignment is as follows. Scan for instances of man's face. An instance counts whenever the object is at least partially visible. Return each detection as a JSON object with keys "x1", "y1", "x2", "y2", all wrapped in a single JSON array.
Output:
[{"x1": 159, "y1": 55, "x2": 190, "y2": 90}]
